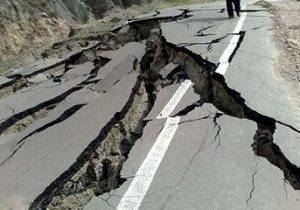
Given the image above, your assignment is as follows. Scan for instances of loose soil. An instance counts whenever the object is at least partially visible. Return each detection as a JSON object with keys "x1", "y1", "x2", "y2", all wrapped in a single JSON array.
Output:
[{"x1": 262, "y1": 0, "x2": 300, "y2": 110}]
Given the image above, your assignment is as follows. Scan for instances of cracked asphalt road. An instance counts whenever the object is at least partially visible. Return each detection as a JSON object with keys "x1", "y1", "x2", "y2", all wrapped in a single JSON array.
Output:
[
  {"x1": 0, "y1": 1, "x2": 300, "y2": 210},
  {"x1": 85, "y1": 1, "x2": 300, "y2": 210}
]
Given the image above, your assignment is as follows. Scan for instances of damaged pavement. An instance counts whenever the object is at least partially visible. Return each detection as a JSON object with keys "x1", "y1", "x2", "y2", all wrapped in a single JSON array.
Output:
[{"x1": 0, "y1": 1, "x2": 300, "y2": 210}]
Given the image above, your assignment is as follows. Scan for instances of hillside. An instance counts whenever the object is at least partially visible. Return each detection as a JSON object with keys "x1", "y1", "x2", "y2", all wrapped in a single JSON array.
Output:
[{"x1": 0, "y1": 0, "x2": 154, "y2": 73}]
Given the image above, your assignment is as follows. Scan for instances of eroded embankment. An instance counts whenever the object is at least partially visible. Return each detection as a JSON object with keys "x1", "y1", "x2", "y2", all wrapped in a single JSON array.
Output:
[{"x1": 19, "y1": 10, "x2": 300, "y2": 210}]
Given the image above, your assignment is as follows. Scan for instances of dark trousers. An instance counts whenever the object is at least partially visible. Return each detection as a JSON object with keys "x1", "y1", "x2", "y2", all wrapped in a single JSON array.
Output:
[{"x1": 226, "y1": 0, "x2": 241, "y2": 17}]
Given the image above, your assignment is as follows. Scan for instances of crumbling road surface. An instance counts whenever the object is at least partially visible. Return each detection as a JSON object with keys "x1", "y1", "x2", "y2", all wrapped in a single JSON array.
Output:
[{"x1": 1, "y1": 1, "x2": 300, "y2": 210}]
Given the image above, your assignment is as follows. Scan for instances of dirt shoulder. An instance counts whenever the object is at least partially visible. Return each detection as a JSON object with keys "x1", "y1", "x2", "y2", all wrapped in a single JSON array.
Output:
[
  {"x1": 271, "y1": 0, "x2": 300, "y2": 83},
  {"x1": 260, "y1": 0, "x2": 300, "y2": 109}
]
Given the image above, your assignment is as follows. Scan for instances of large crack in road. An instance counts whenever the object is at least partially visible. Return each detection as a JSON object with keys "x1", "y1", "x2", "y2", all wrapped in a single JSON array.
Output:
[
  {"x1": 33, "y1": 8, "x2": 300, "y2": 209},
  {"x1": 155, "y1": 28, "x2": 300, "y2": 190},
  {"x1": 30, "y1": 76, "x2": 154, "y2": 210},
  {"x1": 0, "y1": 6, "x2": 300, "y2": 210}
]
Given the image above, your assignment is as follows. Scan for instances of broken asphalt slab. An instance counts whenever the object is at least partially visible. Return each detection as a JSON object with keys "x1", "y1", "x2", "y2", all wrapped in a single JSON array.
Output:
[
  {"x1": 6, "y1": 41, "x2": 100, "y2": 79},
  {"x1": 0, "y1": 75, "x2": 88, "y2": 127},
  {"x1": 0, "y1": 73, "x2": 140, "y2": 205},
  {"x1": 93, "y1": 42, "x2": 146, "y2": 81},
  {"x1": 0, "y1": 88, "x2": 102, "y2": 165},
  {"x1": 62, "y1": 62, "x2": 95, "y2": 80},
  {"x1": 90, "y1": 55, "x2": 138, "y2": 93}
]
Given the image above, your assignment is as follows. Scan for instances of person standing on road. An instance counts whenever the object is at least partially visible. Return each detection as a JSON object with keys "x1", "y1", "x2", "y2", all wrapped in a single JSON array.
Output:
[{"x1": 226, "y1": 0, "x2": 241, "y2": 18}]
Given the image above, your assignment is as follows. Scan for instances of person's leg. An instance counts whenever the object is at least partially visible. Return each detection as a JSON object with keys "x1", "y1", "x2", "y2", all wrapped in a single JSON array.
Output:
[
  {"x1": 233, "y1": 0, "x2": 241, "y2": 16},
  {"x1": 226, "y1": 0, "x2": 234, "y2": 18}
]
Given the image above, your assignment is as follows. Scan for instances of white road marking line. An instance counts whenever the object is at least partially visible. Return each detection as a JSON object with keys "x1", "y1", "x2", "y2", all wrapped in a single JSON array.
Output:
[
  {"x1": 156, "y1": 80, "x2": 193, "y2": 119},
  {"x1": 215, "y1": 62, "x2": 230, "y2": 75},
  {"x1": 230, "y1": 34, "x2": 241, "y2": 45},
  {"x1": 218, "y1": 43, "x2": 237, "y2": 63},
  {"x1": 233, "y1": 6, "x2": 248, "y2": 34},
  {"x1": 216, "y1": 6, "x2": 248, "y2": 75},
  {"x1": 116, "y1": 79, "x2": 191, "y2": 209},
  {"x1": 116, "y1": 117, "x2": 181, "y2": 210}
]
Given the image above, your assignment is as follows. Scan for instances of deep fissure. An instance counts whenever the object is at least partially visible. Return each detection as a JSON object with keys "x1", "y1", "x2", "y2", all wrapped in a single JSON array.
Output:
[
  {"x1": 156, "y1": 29, "x2": 300, "y2": 190},
  {"x1": 28, "y1": 74, "x2": 161, "y2": 209},
  {"x1": 127, "y1": 18, "x2": 300, "y2": 190}
]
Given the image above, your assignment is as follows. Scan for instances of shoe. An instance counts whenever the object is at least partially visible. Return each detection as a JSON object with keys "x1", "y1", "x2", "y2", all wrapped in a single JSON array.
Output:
[
  {"x1": 236, "y1": 12, "x2": 240, "y2": 17},
  {"x1": 228, "y1": 15, "x2": 234, "y2": 19}
]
